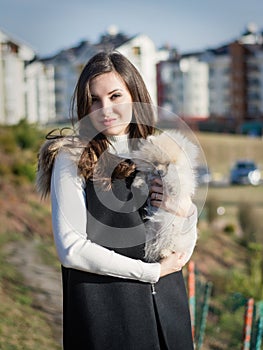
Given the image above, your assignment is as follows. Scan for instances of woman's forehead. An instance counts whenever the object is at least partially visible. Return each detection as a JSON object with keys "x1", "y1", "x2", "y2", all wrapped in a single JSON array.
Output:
[{"x1": 89, "y1": 72, "x2": 127, "y2": 93}]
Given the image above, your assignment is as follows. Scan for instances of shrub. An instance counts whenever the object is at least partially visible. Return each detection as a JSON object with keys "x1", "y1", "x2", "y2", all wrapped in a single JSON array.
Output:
[
  {"x1": 0, "y1": 128, "x2": 18, "y2": 153},
  {"x1": 223, "y1": 223, "x2": 236, "y2": 235},
  {"x1": 205, "y1": 197, "x2": 220, "y2": 223},
  {"x1": 12, "y1": 162, "x2": 36, "y2": 182},
  {"x1": 12, "y1": 119, "x2": 43, "y2": 150},
  {"x1": 238, "y1": 202, "x2": 258, "y2": 246}
]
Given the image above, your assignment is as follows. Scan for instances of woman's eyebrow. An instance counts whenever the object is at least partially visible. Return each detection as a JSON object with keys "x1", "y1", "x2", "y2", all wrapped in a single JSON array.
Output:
[
  {"x1": 108, "y1": 88, "x2": 124, "y2": 95},
  {"x1": 91, "y1": 89, "x2": 124, "y2": 97}
]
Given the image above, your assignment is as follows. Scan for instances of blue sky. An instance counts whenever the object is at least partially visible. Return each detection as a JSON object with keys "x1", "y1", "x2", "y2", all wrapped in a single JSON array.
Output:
[{"x1": 0, "y1": 0, "x2": 263, "y2": 57}]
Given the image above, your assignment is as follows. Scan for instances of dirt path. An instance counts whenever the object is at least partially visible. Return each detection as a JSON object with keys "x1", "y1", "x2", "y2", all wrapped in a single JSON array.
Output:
[{"x1": 5, "y1": 238, "x2": 63, "y2": 346}]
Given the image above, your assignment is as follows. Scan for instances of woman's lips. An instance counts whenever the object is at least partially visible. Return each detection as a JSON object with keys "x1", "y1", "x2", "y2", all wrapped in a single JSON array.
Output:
[{"x1": 103, "y1": 118, "x2": 116, "y2": 126}]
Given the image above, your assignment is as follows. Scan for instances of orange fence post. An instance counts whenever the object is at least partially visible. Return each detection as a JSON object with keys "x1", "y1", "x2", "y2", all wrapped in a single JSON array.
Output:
[
  {"x1": 242, "y1": 298, "x2": 254, "y2": 350},
  {"x1": 188, "y1": 260, "x2": 196, "y2": 341}
]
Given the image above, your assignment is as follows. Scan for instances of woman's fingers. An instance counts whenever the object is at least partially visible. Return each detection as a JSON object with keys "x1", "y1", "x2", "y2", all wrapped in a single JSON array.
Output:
[
  {"x1": 151, "y1": 192, "x2": 161, "y2": 200},
  {"x1": 150, "y1": 185, "x2": 162, "y2": 193},
  {"x1": 150, "y1": 177, "x2": 194, "y2": 216},
  {"x1": 151, "y1": 177, "x2": 162, "y2": 186},
  {"x1": 150, "y1": 187, "x2": 163, "y2": 207},
  {"x1": 149, "y1": 179, "x2": 163, "y2": 206}
]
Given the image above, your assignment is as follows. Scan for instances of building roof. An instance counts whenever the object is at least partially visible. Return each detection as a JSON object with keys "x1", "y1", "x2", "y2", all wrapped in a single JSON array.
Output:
[
  {"x1": 95, "y1": 31, "x2": 131, "y2": 51},
  {"x1": 37, "y1": 31, "x2": 133, "y2": 65},
  {"x1": 0, "y1": 28, "x2": 35, "y2": 61}
]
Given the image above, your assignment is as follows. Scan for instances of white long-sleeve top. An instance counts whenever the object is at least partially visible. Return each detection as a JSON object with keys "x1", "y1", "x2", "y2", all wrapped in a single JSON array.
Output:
[{"x1": 50, "y1": 134, "x2": 197, "y2": 283}]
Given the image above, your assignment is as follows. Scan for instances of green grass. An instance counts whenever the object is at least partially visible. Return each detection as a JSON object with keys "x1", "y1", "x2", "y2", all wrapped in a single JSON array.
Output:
[
  {"x1": 207, "y1": 184, "x2": 263, "y2": 205},
  {"x1": 1, "y1": 124, "x2": 263, "y2": 350},
  {"x1": 0, "y1": 233, "x2": 60, "y2": 350},
  {"x1": 189, "y1": 132, "x2": 263, "y2": 349},
  {"x1": 36, "y1": 237, "x2": 60, "y2": 270}
]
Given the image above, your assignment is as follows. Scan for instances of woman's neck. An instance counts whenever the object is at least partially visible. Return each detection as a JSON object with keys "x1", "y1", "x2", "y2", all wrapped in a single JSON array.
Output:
[{"x1": 107, "y1": 134, "x2": 130, "y2": 157}]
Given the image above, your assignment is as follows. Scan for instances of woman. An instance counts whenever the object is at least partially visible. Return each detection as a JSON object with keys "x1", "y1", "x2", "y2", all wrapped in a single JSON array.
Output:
[{"x1": 37, "y1": 51, "x2": 197, "y2": 350}]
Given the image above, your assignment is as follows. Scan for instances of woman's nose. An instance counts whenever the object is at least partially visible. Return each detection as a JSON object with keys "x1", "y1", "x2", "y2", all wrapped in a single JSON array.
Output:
[{"x1": 101, "y1": 100, "x2": 113, "y2": 116}]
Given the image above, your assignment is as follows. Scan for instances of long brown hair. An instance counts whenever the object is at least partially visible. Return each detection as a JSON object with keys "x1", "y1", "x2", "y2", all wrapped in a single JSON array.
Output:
[{"x1": 71, "y1": 51, "x2": 156, "y2": 183}]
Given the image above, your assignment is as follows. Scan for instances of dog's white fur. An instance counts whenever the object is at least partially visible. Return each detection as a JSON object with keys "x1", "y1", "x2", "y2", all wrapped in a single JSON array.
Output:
[{"x1": 131, "y1": 131, "x2": 198, "y2": 262}]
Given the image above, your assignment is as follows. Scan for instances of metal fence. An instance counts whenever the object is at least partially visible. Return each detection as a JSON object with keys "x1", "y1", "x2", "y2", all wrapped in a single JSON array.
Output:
[{"x1": 187, "y1": 261, "x2": 263, "y2": 350}]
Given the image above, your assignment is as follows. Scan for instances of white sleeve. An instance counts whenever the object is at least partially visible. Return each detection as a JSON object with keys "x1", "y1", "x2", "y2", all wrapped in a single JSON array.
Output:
[{"x1": 51, "y1": 150, "x2": 160, "y2": 283}]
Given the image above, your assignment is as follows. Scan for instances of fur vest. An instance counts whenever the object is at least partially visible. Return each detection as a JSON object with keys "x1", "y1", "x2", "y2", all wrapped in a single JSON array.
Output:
[
  {"x1": 36, "y1": 137, "x2": 84, "y2": 199},
  {"x1": 36, "y1": 131, "x2": 198, "y2": 200}
]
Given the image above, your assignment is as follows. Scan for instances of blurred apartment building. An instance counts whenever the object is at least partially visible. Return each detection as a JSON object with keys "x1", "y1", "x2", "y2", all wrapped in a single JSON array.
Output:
[
  {"x1": 157, "y1": 23, "x2": 263, "y2": 134},
  {"x1": 1, "y1": 24, "x2": 263, "y2": 134},
  {"x1": 0, "y1": 26, "x2": 168, "y2": 125},
  {"x1": 0, "y1": 30, "x2": 35, "y2": 124}
]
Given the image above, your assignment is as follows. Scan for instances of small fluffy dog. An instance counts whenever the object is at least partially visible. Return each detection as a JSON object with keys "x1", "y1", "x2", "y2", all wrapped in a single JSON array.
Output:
[{"x1": 131, "y1": 131, "x2": 198, "y2": 262}]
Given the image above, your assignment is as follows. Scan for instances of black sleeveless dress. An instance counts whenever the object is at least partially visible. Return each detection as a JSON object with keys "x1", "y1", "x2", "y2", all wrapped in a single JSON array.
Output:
[{"x1": 61, "y1": 171, "x2": 194, "y2": 350}]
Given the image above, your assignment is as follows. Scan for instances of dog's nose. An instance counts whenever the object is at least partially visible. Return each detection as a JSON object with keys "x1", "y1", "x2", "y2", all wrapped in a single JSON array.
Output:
[{"x1": 154, "y1": 169, "x2": 165, "y2": 177}]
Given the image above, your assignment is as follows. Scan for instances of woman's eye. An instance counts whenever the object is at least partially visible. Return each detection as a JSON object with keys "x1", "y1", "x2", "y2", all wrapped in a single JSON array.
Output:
[
  {"x1": 111, "y1": 93, "x2": 121, "y2": 100},
  {"x1": 91, "y1": 97, "x2": 98, "y2": 103}
]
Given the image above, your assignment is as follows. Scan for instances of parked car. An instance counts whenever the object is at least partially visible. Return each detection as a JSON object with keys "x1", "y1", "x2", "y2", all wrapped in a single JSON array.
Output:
[
  {"x1": 195, "y1": 165, "x2": 212, "y2": 186},
  {"x1": 230, "y1": 160, "x2": 261, "y2": 185}
]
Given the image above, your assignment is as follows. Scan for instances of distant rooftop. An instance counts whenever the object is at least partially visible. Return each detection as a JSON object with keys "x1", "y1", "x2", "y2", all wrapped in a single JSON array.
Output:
[{"x1": 38, "y1": 29, "x2": 133, "y2": 64}]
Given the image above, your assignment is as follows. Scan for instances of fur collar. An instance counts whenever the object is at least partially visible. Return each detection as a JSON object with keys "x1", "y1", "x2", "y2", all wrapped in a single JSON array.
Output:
[{"x1": 36, "y1": 137, "x2": 83, "y2": 198}]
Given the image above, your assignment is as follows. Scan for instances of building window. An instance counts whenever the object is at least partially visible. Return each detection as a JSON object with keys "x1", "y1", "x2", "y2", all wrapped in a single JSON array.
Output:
[
  {"x1": 2, "y1": 41, "x2": 19, "y2": 54},
  {"x1": 132, "y1": 46, "x2": 141, "y2": 56}
]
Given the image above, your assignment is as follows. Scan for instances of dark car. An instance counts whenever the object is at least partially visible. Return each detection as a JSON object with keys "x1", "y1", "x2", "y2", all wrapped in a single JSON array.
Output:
[{"x1": 230, "y1": 160, "x2": 261, "y2": 185}]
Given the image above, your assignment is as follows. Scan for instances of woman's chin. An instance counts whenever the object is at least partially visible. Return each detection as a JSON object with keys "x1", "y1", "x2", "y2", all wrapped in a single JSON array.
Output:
[{"x1": 101, "y1": 124, "x2": 129, "y2": 136}]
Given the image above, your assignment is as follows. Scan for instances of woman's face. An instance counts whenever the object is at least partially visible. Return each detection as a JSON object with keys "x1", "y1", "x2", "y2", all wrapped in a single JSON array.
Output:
[{"x1": 88, "y1": 72, "x2": 133, "y2": 136}]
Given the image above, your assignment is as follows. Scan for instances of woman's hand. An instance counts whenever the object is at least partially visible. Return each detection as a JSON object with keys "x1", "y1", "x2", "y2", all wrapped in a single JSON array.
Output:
[
  {"x1": 159, "y1": 252, "x2": 188, "y2": 277},
  {"x1": 150, "y1": 177, "x2": 194, "y2": 217}
]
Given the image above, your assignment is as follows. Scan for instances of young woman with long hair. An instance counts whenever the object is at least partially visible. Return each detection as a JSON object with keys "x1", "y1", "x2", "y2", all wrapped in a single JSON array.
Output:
[{"x1": 37, "y1": 51, "x2": 197, "y2": 350}]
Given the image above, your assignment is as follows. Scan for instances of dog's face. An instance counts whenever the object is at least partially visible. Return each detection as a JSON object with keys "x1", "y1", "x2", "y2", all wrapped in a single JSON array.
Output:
[
  {"x1": 134, "y1": 159, "x2": 170, "y2": 176},
  {"x1": 133, "y1": 133, "x2": 181, "y2": 176},
  {"x1": 144, "y1": 160, "x2": 170, "y2": 177}
]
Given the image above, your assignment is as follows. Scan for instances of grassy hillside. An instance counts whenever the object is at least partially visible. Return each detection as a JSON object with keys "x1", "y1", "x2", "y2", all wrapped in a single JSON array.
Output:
[
  {"x1": 0, "y1": 123, "x2": 262, "y2": 349},
  {"x1": 0, "y1": 122, "x2": 61, "y2": 349}
]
